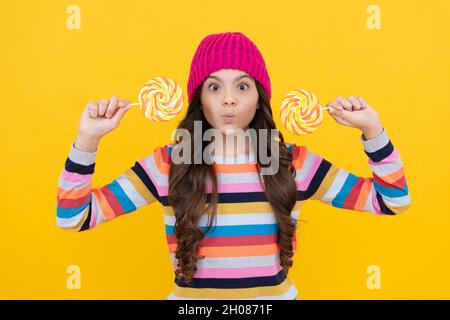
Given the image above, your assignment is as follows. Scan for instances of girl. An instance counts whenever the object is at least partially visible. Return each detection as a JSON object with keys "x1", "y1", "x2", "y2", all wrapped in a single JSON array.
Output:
[{"x1": 56, "y1": 32, "x2": 411, "y2": 300}]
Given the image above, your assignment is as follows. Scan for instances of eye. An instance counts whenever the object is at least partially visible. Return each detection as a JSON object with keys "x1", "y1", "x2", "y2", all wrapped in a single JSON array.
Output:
[
  {"x1": 238, "y1": 83, "x2": 250, "y2": 90},
  {"x1": 208, "y1": 83, "x2": 220, "y2": 92}
]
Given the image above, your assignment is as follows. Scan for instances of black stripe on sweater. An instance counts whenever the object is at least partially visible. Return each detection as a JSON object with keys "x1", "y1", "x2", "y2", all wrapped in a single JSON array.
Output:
[
  {"x1": 376, "y1": 191, "x2": 396, "y2": 215},
  {"x1": 131, "y1": 161, "x2": 161, "y2": 202},
  {"x1": 65, "y1": 157, "x2": 95, "y2": 174},
  {"x1": 79, "y1": 203, "x2": 92, "y2": 231},
  {"x1": 159, "y1": 191, "x2": 269, "y2": 207},
  {"x1": 175, "y1": 269, "x2": 287, "y2": 289},
  {"x1": 364, "y1": 140, "x2": 394, "y2": 163},
  {"x1": 296, "y1": 159, "x2": 332, "y2": 201}
]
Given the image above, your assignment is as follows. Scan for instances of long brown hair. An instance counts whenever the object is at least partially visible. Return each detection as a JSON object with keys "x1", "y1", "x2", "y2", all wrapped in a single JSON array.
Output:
[{"x1": 168, "y1": 80, "x2": 298, "y2": 285}]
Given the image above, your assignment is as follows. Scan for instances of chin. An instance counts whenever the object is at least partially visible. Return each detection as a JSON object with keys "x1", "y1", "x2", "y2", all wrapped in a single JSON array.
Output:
[{"x1": 220, "y1": 125, "x2": 243, "y2": 135}]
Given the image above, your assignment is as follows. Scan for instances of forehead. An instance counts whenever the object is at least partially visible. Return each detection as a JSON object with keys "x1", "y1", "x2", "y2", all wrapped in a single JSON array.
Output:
[{"x1": 208, "y1": 69, "x2": 253, "y2": 80}]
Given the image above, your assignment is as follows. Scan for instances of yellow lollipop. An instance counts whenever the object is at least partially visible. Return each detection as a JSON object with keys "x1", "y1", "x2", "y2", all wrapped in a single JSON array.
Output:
[
  {"x1": 280, "y1": 89, "x2": 330, "y2": 135},
  {"x1": 128, "y1": 76, "x2": 184, "y2": 122}
]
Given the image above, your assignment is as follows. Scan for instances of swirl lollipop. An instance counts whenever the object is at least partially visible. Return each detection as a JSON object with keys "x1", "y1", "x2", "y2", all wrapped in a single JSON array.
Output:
[
  {"x1": 128, "y1": 76, "x2": 184, "y2": 122},
  {"x1": 280, "y1": 89, "x2": 330, "y2": 135}
]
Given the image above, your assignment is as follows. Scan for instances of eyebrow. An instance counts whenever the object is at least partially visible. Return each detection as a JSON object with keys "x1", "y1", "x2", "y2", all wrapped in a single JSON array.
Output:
[{"x1": 206, "y1": 74, "x2": 253, "y2": 82}]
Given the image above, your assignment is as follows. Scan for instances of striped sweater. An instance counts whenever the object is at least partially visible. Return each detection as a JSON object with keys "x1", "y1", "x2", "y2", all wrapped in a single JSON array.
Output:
[{"x1": 56, "y1": 128, "x2": 410, "y2": 300}]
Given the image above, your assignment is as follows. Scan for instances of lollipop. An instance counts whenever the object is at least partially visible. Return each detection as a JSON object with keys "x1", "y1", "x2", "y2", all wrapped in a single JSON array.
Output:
[
  {"x1": 128, "y1": 76, "x2": 184, "y2": 122},
  {"x1": 280, "y1": 89, "x2": 330, "y2": 135}
]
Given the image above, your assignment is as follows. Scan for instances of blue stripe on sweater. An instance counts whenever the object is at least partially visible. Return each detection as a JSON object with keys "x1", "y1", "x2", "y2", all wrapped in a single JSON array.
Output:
[
  {"x1": 107, "y1": 180, "x2": 137, "y2": 213},
  {"x1": 57, "y1": 202, "x2": 89, "y2": 219},
  {"x1": 165, "y1": 223, "x2": 278, "y2": 237},
  {"x1": 373, "y1": 181, "x2": 409, "y2": 198},
  {"x1": 332, "y1": 173, "x2": 358, "y2": 208}
]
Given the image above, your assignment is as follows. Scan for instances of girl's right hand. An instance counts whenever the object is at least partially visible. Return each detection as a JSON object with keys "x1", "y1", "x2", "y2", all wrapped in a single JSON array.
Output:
[{"x1": 78, "y1": 96, "x2": 131, "y2": 139}]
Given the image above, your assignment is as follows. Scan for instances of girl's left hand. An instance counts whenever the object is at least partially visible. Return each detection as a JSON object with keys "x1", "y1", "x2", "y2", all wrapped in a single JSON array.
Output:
[{"x1": 325, "y1": 96, "x2": 382, "y2": 137}]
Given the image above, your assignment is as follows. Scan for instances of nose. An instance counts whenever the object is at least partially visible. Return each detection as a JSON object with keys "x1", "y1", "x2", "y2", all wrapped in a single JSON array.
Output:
[{"x1": 223, "y1": 95, "x2": 237, "y2": 107}]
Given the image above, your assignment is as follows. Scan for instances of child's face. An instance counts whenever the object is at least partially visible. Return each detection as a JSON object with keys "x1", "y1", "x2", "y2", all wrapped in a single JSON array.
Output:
[{"x1": 200, "y1": 69, "x2": 259, "y2": 136}]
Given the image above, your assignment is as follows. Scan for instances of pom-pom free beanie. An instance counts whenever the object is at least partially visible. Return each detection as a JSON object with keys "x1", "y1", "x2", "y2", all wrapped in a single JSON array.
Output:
[{"x1": 187, "y1": 32, "x2": 271, "y2": 103}]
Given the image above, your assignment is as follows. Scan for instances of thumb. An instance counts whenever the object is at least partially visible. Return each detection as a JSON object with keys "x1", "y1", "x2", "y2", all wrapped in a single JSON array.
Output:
[
  {"x1": 331, "y1": 108, "x2": 358, "y2": 122},
  {"x1": 112, "y1": 103, "x2": 132, "y2": 124},
  {"x1": 118, "y1": 98, "x2": 130, "y2": 108}
]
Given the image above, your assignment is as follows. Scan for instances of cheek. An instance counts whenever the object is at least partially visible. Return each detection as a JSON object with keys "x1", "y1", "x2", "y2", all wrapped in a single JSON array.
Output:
[
  {"x1": 203, "y1": 109, "x2": 217, "y2": 126},
  {"x1": 243, "y1": 112, "x2": 257, "y2": 128},
  {"x1": 201, "y1": 98, "x2": 221, "y2": 126},
  {"x1": 240, "y1": 97, "x2": 259, "y2": 123},
  {"x1": 240, "y1": 107, "x2": 257, "y2": 125}
]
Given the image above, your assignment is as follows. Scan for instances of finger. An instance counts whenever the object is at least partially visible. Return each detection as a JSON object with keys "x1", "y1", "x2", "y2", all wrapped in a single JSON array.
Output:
[
  {"x1": 112, "y1": 103, "x2": 132, "y2": 124},
  {"x1": 328, "y1": 105, "x2": 345, "y2": 119},
  {"x1": 118, "y1": 98, "x2": 130, "y2": 108},
  {"x1": 358, "y1": 97, "x2": 369, "y2": 109},
  {"x1": 336, "y1": 96, "x2": 353, "y2": 111},
  {"x1": 329, "y1": 106, "x2": 358, "y2": 123},
  {"x1": 348, "y1": 96, "x2": 362, "y2": 110},
  {"x1": 88, "y1": 108, "x2": 97, "y2": 118},
  {"x1": 328, "y1": 106, "x2": 339, "y2": 116},
  {"x1": 326, "y1": 101, "x2": 343, "y2": 111},
  {"x1": 105, "y1": 96, "x2": 119, "y2": 119},
  {"x1": 110, "y1": 99, "x2": 130, "y2": 118},
  {"x1": 98, "y1": 99, "x2": 108, "y2": 117},
  {"x1": 328, "y1": 103, "x2": 347, "y2": 117},
  {"x1": 87, "y1": 100, "x2": 98, "y2": 118}
]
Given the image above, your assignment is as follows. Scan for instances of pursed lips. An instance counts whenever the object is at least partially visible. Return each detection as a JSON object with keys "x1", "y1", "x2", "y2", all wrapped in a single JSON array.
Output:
[{"x1": 222, "y1": 114, "x2": 237, "y2": 122}]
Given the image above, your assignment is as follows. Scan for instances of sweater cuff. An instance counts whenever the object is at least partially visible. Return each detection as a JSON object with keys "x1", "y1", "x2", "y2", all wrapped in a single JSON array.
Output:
[
  {"x1": 360, "y1": 127, "x2": 389, "y2": 153},
  {"x1": 68, "y1": 142, "x2": 98, "y2": 166}
]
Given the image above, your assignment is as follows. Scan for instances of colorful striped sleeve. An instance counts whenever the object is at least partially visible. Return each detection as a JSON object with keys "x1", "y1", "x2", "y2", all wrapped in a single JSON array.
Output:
[
  {"x1": 56, "y1": 142, "x2": 162, "y2": 231},
  {"x1": 290, "y1": 128, "x2": 411, "y2": 215}
]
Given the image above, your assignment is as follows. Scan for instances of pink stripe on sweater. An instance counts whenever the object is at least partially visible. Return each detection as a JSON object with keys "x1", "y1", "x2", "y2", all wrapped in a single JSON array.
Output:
[
  {"x1": 138, "y1": 159, "x2": 165, "y2": 195},
  {"x1": 369, "y1": 148, "x2": 399, "y2": 166},
  {"x1": 62, "y1": 170, "x2": 92, "y2": 183},
  {"x1": 173, "y1": 264, "x2": 283, "y2": 278},
  {"x1": 372, "y1": 188, "x2": 382, "y2": 214},
  {"x1": 206, "y1": 182, "x2": 265, "y2": 194},
  {"x1": 195, "y1": 265, "x2": 283, "y2": 278},
  {"x1": 158, "y1": 182, "x2": 265, "y2": 197},
  {"x1": 296, "y1": 155, "x2": 323, "y2": 191},
  {"x1": 89, "y1": 199, "x2": 98, "y2": 229}
]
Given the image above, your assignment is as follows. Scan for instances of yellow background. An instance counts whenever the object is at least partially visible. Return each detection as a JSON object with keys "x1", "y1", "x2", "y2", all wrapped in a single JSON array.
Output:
[{"x1": 1, "y1": 0, "x2": 449, "y2": 299}]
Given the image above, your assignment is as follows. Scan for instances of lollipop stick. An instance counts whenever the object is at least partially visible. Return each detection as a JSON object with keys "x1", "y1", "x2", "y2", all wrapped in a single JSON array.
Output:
[
  {"x1": 128, "y1": 102, "x2": 141, "y2": 107},
  {"x1": 321, "y1": 106, "x2": 331, "y2": 111}
]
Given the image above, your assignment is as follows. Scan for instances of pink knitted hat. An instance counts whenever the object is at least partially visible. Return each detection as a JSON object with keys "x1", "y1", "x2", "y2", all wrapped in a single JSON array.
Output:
[{"x1": 187, "y1": 32, "x2": 271, "y2": 103}]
